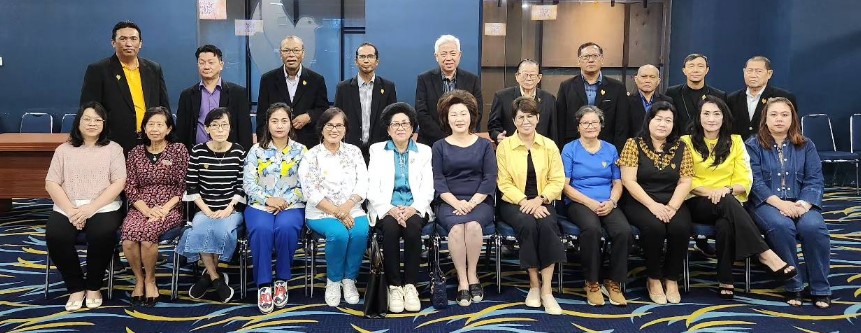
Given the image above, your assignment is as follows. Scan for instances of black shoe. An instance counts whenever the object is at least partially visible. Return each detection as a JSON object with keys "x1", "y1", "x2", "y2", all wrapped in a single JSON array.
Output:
[
  {"x1": 469, "y1": 283, "x2": 484, "y2": 303},
  {"x1": 768, "y1": 264, "x2": 798, "y2": 281},
  {"x1": 212, "y1": 275, "x2": 235, "y2": 303},
  {"x1": 188, "y1": 271, "x2": 212, "y2": 299},
  {"x1": 130, "y1": 295, "x2": 143, "y2": 306},
  {"x1": 457, "y1": 290, "x2": 472, "y2": 307},
  {"x1": 694, "y1": 239, "x2": 717, "y2": 258}
]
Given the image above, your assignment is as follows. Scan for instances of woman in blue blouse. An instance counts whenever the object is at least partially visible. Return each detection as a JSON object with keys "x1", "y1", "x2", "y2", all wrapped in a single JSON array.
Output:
[
  {"x1": 745, "y1": 97, "x2": 830, "y2": 308},
  {"x1": 243, "y1": 102, "x2": 307, "y2": 314}
]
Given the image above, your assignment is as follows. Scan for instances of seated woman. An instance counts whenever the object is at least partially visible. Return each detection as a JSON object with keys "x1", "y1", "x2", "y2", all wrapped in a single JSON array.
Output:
[
  {"x1": 431, "y1": 89, "x2": 497, "y2": 307},
  {"x1": 176, "y1": 107, "x2": 244, "y2": 303},
  {"x1": 682, "y1": 96, "x2": 796, "y2": 300},
  {"x1": 496, "y1": 97, "x2": 566, "y2": 314},
  {"x1": 242, "y1": 103, "x2": 307, "y2": 314},
  {"x1": 122, "y1": 106, "x2": 188, "y2": 307},
  {"x1": 298, "y1": 107, "x2": 370, "y2": 307},
  {"x1": 617, "y1": 101, "x2": 692, "y2": 305},
  {"x1": 561, "y1": 105, "x2": 630, "y2": 307},
  {"x1": 367, "y1": 102, "x2": 434, "y2": 313},
  {"x1": 746, "y1": 97, "x2": 830, "y2": 308},
  {"x1": 45, "y1": 101, "x2": 126, "y2": 311}
]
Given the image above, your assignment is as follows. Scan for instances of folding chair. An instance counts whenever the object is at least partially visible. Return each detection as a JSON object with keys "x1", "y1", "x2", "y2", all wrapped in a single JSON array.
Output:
[{"x1": 802, "y1": 114, "x2": 859, "y2": 192}]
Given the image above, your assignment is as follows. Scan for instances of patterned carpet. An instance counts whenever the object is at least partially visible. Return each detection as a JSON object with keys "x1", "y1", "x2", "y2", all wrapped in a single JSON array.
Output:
[{"x1": 1, "y1": 189, "x2": 861, "y2": 333}]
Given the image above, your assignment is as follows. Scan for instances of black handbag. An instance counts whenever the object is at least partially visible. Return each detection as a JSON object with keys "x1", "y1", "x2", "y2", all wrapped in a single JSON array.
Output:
[
  {"x1": 363, "y1": 236, "x2": 388, "y2": 318},
  {"x1": 429, "y1": 255, "x2": 449, "y2": 309}
]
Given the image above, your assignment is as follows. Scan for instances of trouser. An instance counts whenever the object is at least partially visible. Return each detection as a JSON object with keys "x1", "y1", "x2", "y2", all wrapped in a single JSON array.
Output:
[
  {"x1": 567, "y1": 202, "x2": 631, "y2": 283},
  {"x1": 244, "y1": 207, "x2": 304, "y2": 287},
  {"x1": 46, "y1": 210, "x2": 122, "y2": 292},
  {"x1": 499, "y1": 202, "x2": 567, "y2": 270},
  {"x1": 622, "y1": 199, "x2": 691, "y2": 280},
  {"x1": 377, "y1": 214, "x2": 426, "y2": 286},
  {"x1": 306, "y1": 215, "x2": 370, "y2": 281}
]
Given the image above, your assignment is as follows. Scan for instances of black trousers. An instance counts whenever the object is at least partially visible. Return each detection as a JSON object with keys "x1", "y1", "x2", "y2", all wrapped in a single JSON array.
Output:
[
  {"x1": 499, "y1": 202, "x2": 567, "y2": 269},
  {"x1": 687, "y1": 196, "x2": 769, "y2": 284},
  {"x1": 377, "y1": 214, "x2": 426, "y2": 286},
  {"x1": 622, "y1": 199, "x2": 691, "y2": 281},
  {"x1": 45, "y1": 210, "x2": 122, "y2": 293},
  {"x1": 567, "y1": 202, "x2": 632, "y2": 283}
]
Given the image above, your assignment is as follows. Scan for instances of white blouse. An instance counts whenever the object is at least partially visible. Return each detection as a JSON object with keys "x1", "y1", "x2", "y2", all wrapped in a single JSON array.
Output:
[{"x1": 297, "y1": 142, "x2": 369, "y2": 220}]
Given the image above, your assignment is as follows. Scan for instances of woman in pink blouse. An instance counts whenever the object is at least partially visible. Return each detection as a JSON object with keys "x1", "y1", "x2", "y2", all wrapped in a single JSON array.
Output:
[
  {"x1": 45, "y1": 102, "x2": 126, "y2": 311},
  {"x1": 121, "y1": 107, "x2": 188, "y2": 307}
]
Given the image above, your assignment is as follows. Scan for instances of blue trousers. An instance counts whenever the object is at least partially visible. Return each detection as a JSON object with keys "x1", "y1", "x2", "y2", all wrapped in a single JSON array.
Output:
[
  {"x1": 306, "y1": 215, "x2": 369, "y2": 281},
  {"x1": 244, "y1": 206, "x2": 304, "y2": 287},
  {"x1": 750, "y1": 203, "x2": 831, "y2": 295}
]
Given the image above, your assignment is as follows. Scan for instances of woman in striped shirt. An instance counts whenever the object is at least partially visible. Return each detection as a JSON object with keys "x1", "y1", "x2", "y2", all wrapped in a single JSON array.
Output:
[{"x1": 176, "y1": 107, "x2": 245, "y2": 303}]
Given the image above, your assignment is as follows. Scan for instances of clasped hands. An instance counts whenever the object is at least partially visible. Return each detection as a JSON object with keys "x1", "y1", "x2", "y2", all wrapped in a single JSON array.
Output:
[
  {"x1": 66, "y1": 204, "x2": 97, "y2": 230},
  {"x1": 387, "y1": 206, "x2": 418, "y2": 227},
  {"x1": 518, "y1": 197, "x2": 550, "y2": 219}
]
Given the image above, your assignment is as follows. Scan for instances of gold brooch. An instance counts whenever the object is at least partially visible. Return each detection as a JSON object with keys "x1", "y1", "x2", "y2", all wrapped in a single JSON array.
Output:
[
  {"x1": 762, "y1": 98, "x2": 767, "y2": 104},
  {"x1": 602, "y1": 161, "x2": 608, "y2": 168},
  {"x1": 302, "y1": 80, "x2": 307, "y2": 86},
  {"x1": 116, "y1": 75, "x2": 121, "y2": 80},
  {"x1": 203, "y1": 163, "x2": 209, "y2": 169},
  {"x1": 381, "y1": 88, "x2": 385, "y2": 94},
  {"x1": 600, "y1": 89, "x2": 605, "y2": 95}
]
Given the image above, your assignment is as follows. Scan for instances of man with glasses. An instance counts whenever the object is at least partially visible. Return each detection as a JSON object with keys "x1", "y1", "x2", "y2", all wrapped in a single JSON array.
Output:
[
  {"x1": 176, "y1": 45, "x2": 252, "y2": 151},
  {"x1": 80, "y1": 21, "x2": 170, "y2": 154},
  {"x1": 257, "y1": 35, "x2": 329, "y2": 148},
  {"x1": 556, "y1": 42, "x2": 629, "y2": 150},
  {"x1": 726, "y1": 56, "x2": 797, "y2": 138},
  {"x1": 665, "y1": 53, "x2": 727, "y2": 132},
  {"x1": 334, "y1": 42, "x2": 398, "y2": 162},
  {"x1": 488, "y1": 59, "x2": 557, "y2": 144},
  {"x1": 415, "y1": 34, "x2": 483, "y2": 145},
  {"x1": 628, "y1": 64, "x2": 674, "y2": 135}
]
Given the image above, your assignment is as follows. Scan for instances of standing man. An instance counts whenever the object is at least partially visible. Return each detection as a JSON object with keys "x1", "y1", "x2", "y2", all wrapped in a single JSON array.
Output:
[
  {"x1": 488, "y1": 59, "x2": 556, "y2": 143},
  {"x1": 556, "y1": 42, "x2": 629, "y2": 149},
  {"x1": 176, "y1": 44, "x2": 252, "y2": 150},
  {"x1": 665, "y1": 54, "x2": 727, "y2": 133},
  {"x1": 727, "y1": 56, "x2": 797, "y2": 139},
  {"x1": 415, "y1": 34, "x2": 483, "y2": 146},
  {"x1": 628, "y1": 64, "x2": 673, "y2": 135},
  {"x1": 80, "y1": 21, "x2": 170, "y2": 153},
  {"x1": 257, "y1": 35, "x2": 329, "y2": 148},
  {"x1": 334, "y1": 42, "x2": 398, "y2": 161}
]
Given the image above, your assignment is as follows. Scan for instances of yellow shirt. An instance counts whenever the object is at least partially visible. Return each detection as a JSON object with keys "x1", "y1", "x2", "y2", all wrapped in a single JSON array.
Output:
[
  {"x1": 122, "y1": 64, "x2": 146, "y2": 132},
  {"x1": 496, "y1": 132, "x2": 565, "y2": 204},
  {"x1": 681, "y1": 134, "x2": 752, "y2": 202}
]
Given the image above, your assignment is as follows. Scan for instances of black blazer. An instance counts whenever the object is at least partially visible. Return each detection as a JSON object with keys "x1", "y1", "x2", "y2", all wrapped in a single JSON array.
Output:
[
  {"x1": 487, "y1": 86, "x2": 556, "y2": 143},
  {"x1": 415, "y1": 67, "x2": 483, "y2": 146},
  {"x1": 665, "y1": 83, "x2": 727, "y2": 133},
  {"x1": 555, "y1": 75, "x2": 629, "y2": 149},
  {"x1": 727, "y1": 85, "x2": 797, "y2": 139},
  {"x1": 627, "y1": 91, "x2": 674, "y2": 138},
  {"x1": 333, "y1": 75, "x2": 398, "y2": 148},
  {"x1": 257, "y1": 66, "x2": 329, "y2": 148},
  {"x1": 175, "y1": 81, "x2": 252, "y2": 151},
  {"x1": 80, "y1": 54, "x2": 170, "y2": 153}
]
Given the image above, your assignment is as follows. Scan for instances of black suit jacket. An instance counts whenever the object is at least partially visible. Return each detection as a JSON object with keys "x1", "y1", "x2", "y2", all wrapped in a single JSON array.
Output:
[
  {"x1": 80, "y1": 54, "x2": 170, "y2": 153},
  {"x1": 487, "y1": 86, "x2": 556, "y2": 143},
  {"x1": 334, "y1": 75, "x2": 398, "y2": 149},
  {"x1": 415, "y1": 67, "x2": 483, "y2": 146},
  {"x1": 555, "y1": 74, "x2": 629, "y2": 149},
  {"x1": 627, "y1": 91, "x2": 673, "y2": 138},
  {"x1": 727, "y1": 85, "x2": 797, "y2": 139},
  {"x1": 175, "y1": 81, "x2": 252, "y2": 151},
  {"x1": 257, "y1": 66, "x2": 329, "y2": 148},
  {"x1": 665, "y1": 83, "x2": 727, "y2": 133}
]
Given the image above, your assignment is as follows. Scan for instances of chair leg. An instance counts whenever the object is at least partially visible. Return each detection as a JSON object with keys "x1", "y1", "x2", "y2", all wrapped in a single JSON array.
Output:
[
  {"x1": 44, "y1": 251, "x2": 50, "y2": 298},
  {"x1": 240, "y1": 240, "x2": 247, "y2": 300},
  {"x1": 744, "y1": 257, "x2": 751, "y2": 293},
  {"x1": 495, "y1": 237, "x2": 502, "y2": 294},
  {"x1": 683, "y1": 245, "x2": 690, "y2": 293},
  {"x1": 855, "y1": 162, "x2": 859, "y2": 195},
  {"x1": 557, "y1": 262, "x2": 564, "y2": 295},
  {"x1": 171, "y1": 250, "x2": 180, "y2": 300},
  {"x1": 108, "y1": 250, "x2": 116, "y2": 300},
  {"x1": 310, "y1": 239, "x2": 317, "y2": 298}
]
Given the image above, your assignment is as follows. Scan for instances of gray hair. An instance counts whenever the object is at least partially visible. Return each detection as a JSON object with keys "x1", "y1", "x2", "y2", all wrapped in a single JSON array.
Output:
[
  {"x1": 574, "y1": 105, "x2": 605, "y2": 126},
  {"x1": 434, "y1": 35, "x2": 461, "y2": 53},
  {"x1": 281, "y1": 35, "x2": 304, "y2": 47}
]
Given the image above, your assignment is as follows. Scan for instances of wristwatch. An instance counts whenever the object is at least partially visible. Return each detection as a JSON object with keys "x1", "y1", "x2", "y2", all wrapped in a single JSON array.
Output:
[{"x1": 538, "y1": 195, "x2": 550, "y2": 204}]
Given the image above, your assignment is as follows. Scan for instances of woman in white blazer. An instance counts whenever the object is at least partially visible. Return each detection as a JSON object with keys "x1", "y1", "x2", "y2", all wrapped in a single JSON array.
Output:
[{"x1": 367, "y1": 102, "x2": 434, "y2": 313}]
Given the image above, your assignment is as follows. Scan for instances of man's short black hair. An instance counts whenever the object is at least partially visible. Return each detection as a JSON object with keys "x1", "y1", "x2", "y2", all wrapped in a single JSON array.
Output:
[
  {"x1": 577, "y1": 42, "x2": 603, "y2": 56},
  {"x1": 195, "y1": 44, "x2": 223, "y2": 61},
  {"x1": 356, "y1": 42, "x2": 379, "y2": 59},
  {"x1": 112, "y1": 21, "x2": 141, "y2": 40}
]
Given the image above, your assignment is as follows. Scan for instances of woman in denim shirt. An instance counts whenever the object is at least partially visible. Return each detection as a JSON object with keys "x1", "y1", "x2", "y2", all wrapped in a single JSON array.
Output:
[{"x1": 745, "y1": 97, "x2": 830, "y2": 308}]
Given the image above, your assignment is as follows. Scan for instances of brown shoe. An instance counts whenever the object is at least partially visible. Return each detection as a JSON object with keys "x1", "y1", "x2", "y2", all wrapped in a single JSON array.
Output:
[
  {"x1": 584, "y1": 281, "x2": 605, "y2": 306},
  {"x1": 602, "y1": 280, "x2": 627, "y2": 307}
]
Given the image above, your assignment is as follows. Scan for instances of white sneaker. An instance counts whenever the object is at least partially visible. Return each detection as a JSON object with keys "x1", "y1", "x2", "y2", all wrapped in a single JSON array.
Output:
[
  {"x1": 342, "y1": 279, "x2": 360, "y2": 304},
  {"x1": 325, "y1": 280, "x2": 341, "y2": 307},
  {"x1": 388, "y1": 286, "x2": 405, "y2": 313},
  {"x1": 525, "y1": 287, "x2": 541, "y2": 308},
  {"x1": 403, "y1": 284, "x2": 421, "y2": 312},
  {"x1": 257, "y1": 286, "x2": 274, "y2": 314}
]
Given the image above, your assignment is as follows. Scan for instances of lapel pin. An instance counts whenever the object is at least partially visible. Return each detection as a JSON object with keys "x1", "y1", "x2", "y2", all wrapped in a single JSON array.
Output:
[
  {"x1": 626, "y1": 91, "x2": 631, "y2": 96},
  {"x1": 600, "y1": 89, "x2": 605, "y2": 95},
  {"x1": 671, "y1": 163, "x2": 677, "y2": 169},
  {"x1": 162, "y1": 159, "x2": 173, "y2": 166},
  {"x1": 116, "y1": 75, "x2": 121, "y2": 80},
  {"x1": 701, "y1": 95, "x2": 706, "y2": 100},
  {"x1": 302, "y1": 80, "x2": 307, "y2": 86},
  {"x1": 602, "y1": 161, "x2": 608, "y2": 168},
  {"x1": 381, "y1": 88, "x2": 385, "y2": 94},
  {"x1": 203, "y1": 163, "x2": 209, "y2": 169},
  {"x1": 762, "y1": 98, "x2": 767, "y2": 104}
]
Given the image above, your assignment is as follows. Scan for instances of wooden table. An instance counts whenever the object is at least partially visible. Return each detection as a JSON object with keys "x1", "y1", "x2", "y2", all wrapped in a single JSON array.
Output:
[{"x1": 0, "y1": 133, "x2": 68, "y2": 212}]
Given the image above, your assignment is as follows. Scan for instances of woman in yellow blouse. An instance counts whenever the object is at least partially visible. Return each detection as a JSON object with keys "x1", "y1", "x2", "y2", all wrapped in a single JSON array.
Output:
[
  {"x1": 682, "y1": 96, "x2": 797, "y2": 299},
  {"x1": 496, "y1": 97, "x2": 566, "y2": 315}
]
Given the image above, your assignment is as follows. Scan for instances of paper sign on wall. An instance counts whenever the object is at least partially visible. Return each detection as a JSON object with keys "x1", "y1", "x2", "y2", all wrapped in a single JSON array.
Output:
[
  {"x1": 484, "y1": 23, "x2": 506, "y2": 36},
  {"x1": 531, "y1": 5, "x2": 558, "y2": 20},
  {"x1": 235, "y1": 20, "x2": 263, "y2": 36},
  {"x1": 199, "y1": 0, "x2": 227, "y2": 20}
]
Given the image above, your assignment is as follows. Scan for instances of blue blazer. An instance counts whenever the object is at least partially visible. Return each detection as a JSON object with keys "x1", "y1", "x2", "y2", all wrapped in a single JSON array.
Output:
[{"x1": 744, "y1": 136, "x2": 824, "y2": 208}]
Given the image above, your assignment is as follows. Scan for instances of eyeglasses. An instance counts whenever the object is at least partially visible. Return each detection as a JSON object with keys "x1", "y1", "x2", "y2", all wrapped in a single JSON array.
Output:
[
  {"x1": 81, "y1": 117, "x2": 104, "y2": 124},
  {"x1": 438, "y1": 51, "x2": 459, "y2": 58},
  {"x1": 514, "y1": 114, "x2": 537, "y2": 123},
  {"x1": 579, "y1": 121, "x2": 600, "y2": 128},
  {"x1": 518, "y1": 73, "x2": 541, "y2": 79},
  {"x1": 357, "y1": 54, "x2": 377, "y2": 60},
  {"x1": 579, "y1": 54, "x2": 602, "y2": 61},
  {"x1": 744, "y1": 68, "x2": 767, "y2": 75},
  {"x1": 208, "y1": 123, "x2": 230, "y2": 130},
  {"x1": 280, "y1": 48, "x2": 304, "y2": 55},
  {"x1": 389, "y1": 122, "x2": 412, "y2": 130},
  {"x1": 324, "y1": 123, "x2": 346, "y2": 131}
]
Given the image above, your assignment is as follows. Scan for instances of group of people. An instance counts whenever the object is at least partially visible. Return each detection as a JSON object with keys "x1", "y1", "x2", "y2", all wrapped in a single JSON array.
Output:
[{"x1": 43, "y1": 20, "x2": 831, "y2": 316}]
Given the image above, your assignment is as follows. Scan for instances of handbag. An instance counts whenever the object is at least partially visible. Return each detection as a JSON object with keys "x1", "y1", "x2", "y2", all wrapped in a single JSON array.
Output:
[
  {"x1": 363, "y1": 235, "x2": 388, "y2": 318},
  {"x1": 429, "y1": 253, "x2": 449, "y2": 309}
]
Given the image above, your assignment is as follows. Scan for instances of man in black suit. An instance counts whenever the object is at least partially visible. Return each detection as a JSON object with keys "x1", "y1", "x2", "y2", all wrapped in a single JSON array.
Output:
[
  {"x1": 415, "y1": 34, "x2": 483, "y2": 146},
  {"x1": 334, "y1": 42, "x2": 397, "y2": 161},
  {"x1": 665, "y1": 54, "x2": 727, "y2": 133},
  {"x1": 257, "y1": 35, "x2": 329, "y2": 148},
  {"x1": 488, "y1": 59, "x2": 556, "y2": 143},
  {"x1": 80, "y1": 21, "x2": 170, "y2": 153},
  {"x1": 727, "y1": 56, "x2": 797, "y2": 139},
  {"x1": 175, "y1": 44, "x2": 252, "y2": 150},
  {"x1": 556, "y1": 42, "x2": 629, "y2": 149},
  {"x1": 627, "y1": 64, "x2": 673, "y2": 136}
]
